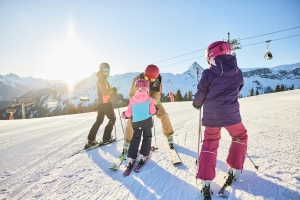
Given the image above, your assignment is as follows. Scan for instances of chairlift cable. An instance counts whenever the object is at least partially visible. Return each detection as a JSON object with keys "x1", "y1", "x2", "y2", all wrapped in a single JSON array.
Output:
[
  {"x1": 117, "y1": 26, "x2": 300, "y2": 75},
  {"x1": 242, "y1": 33, "x2": 300, "y2": 47},
  {"x1": 240, "y1": 26, "x2": 300, "y2": 40},
  {"x1": 119, "y1": 49, "x2": 206, "y2": 73}
]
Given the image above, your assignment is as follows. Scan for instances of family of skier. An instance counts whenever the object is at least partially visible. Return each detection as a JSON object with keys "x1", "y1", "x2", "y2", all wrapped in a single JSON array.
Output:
[{"x1": 84, "y1": 40, "x2": 248, "y2": 200}]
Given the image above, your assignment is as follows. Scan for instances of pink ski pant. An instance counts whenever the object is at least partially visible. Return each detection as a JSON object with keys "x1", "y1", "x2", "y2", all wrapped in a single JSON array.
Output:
[{"x1": 196, "y1": 122, "x2": 248, "y2": 181}]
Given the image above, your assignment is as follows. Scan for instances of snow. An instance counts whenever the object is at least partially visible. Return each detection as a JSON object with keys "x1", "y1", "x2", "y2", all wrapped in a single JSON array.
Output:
[{"x1": 1, "y1": 90, "x2": 300, "y2": 200}]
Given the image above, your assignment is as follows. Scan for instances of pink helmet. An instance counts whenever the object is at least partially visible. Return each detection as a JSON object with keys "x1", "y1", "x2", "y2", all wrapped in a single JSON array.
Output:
[
  {"x1": 134, "y1": 79, "x2": 150, "y2": 92},
  {"x1": 205, "y1": 41, "x2": 232, "y2": 62}
]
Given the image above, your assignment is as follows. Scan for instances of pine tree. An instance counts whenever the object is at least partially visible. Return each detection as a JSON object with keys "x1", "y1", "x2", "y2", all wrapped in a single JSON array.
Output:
[
  {"x1": 280, "y1": 84, "x2": 285, "y2": 91},
  {"x1": 290, "y1": 84, "x2": 294, "y2": 90},
  {"x1": 183, "y1": 93, "x2": 188, "y2": 101},
  {"x1": 255, "y1": 88, "x2": 259, "y2": 95},
  {"x1": 275, "y1": 84, "x2": 281, "y2": 92},
  {"x1": 175, "y1": 89, "x2": 183, "y2": 101},
  {"x1": 250, "y1": 87, "x2": 254, "y2": 96},
  {"x1": 188, "y1": 91, "x2": 193, "y2": 101}
]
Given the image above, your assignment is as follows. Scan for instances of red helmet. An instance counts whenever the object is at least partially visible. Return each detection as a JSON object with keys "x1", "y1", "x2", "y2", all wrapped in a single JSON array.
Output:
[
  {"x1": 144, "y1": 64, "x2": 159, "y2": 79},
  {"x1": 205, "y1": 41, "x2": 232, "y2": 62},
  {"x1": 135, "y1": 79, "x2": 150, "y2": 92}
]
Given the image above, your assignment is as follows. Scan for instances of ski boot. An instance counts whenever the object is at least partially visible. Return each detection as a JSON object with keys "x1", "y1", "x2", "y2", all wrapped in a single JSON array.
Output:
[
  {"x1": 84, "y1": 140, "x2": 99, "y2": 149},
  {"x1": 99, "y1": 138, "x2": 115, "y2": 146},
  {"x1": 201, "y1": 180, "x2": 212, "y2": 200},
  {"x1": 225, "y1": 168, "x2": 237, "y2": 186},
  {"x1": 138, "y1": 155, "x2": 149, "y2": 166},
  {"x1": 218, "y1": 168, "x2": 238, "y2": 197},
  {"x1": 125, "y1": 158, "x2": 135, "y2": 170}
]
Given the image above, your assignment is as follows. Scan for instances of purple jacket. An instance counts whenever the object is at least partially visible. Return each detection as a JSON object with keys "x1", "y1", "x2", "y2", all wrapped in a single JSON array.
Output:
[{"x1": 193, "y1": 55, "x2": 244, "y2": 127}]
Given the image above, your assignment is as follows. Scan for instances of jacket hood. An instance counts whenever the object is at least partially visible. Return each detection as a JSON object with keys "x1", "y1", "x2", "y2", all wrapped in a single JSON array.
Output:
[
  {"x1": 132, "y1": 91, "x2": 150, "y2": 103},
  {"x1": 209, "y1": 55, "x2": 240, "y2": 77}
]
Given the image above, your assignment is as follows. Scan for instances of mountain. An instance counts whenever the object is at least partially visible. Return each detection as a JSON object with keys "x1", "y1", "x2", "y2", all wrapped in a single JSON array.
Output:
[
  {"x1": 0, "y1": 90, "x2": 299, "y2": 199},
  {"x1": 0, "y1": 62, "x2": 299, "y2": 119},
  {"x1": 0, "y1": 73, "x2": 66, "y2": 101}
]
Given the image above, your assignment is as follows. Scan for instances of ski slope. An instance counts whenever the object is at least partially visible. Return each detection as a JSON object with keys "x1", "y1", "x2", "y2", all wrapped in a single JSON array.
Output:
[{"x1": 1, "y1": 90, "x2": 300, "y2": 200}]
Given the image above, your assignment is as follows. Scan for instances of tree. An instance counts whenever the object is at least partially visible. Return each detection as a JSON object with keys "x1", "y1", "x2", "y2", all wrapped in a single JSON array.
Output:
[
  {"x1": 77, "y1": 104, "x2": 84, "y2": 113},
  {"x1": 290, "y1": 84, "x2": 294, "y2": 90},
  {"x1": 188, "y1": 91, "x2": 193, "y2": 101},
  {"x1": 280, "y1": 84, "x2": 285, "y2": 91},
  {"x1": 183, "y1": 92, "x2": 188, "y2": 101},
  {"x1": 161, "y1": 93, "x2": 170, "y2": 102},
  {"x1": 275, "y1": 84, "x2": 281, "y2": 92},
  {"x1": 249, "y1": 87, "x2": 254, "y2": 96},
  {"x1": 255, "y1": 88, "x2": 259, "y2": 95},
  {"x1": 265, "y1": 86, "x2": 274, "y2": 94},
  {"x1": 175, "y1": 89, "x2": 183, "y2": 101}
]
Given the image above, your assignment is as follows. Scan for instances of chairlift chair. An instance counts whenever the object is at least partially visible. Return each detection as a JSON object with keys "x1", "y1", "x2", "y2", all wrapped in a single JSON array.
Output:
[
  {"x1": 264, "y1": 40, "x2": 273, "y2": 60},
  {"x1": 80, "y1": 96, "x2": 90, "y2": 101},
  {"x1": 80, "y1": 88, "x2": 90, "y2": 101},
  {"x1": 46, "y1": 101, "x2": 58, "y2": 107}
]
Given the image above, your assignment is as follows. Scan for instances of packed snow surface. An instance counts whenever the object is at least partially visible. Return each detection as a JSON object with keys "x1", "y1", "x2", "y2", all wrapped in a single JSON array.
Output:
[{"x1": 1, "y1": 90, "x2": 300, "y2": 200}]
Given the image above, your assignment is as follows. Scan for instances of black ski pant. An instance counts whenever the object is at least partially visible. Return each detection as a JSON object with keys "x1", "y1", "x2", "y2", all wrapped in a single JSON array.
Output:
[
  {"x1": 87, "y1": 102, "x2": 116, "y2": 141},
  {"x1": 127, "y1": 128, "x2": 152, "y2": 159}
]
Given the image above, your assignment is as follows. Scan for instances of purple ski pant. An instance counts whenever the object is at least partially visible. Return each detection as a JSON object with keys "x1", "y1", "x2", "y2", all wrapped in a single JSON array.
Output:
[{"x1": 196, "y1": 122, "x2": 248, "y2": 181}]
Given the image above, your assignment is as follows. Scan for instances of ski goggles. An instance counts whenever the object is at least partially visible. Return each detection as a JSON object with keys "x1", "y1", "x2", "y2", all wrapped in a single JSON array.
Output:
[
  {"x1": 102, "y1": 68, "x2": 110, "y2": 73},
  {"x1": 144, "y1": 76, "x2": 156, "y2": 82}
]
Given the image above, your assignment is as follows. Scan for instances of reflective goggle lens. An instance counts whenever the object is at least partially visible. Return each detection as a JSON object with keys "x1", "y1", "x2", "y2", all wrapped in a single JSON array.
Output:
[
  {"x1": 144, "y1": 76, "x2": 155, "y2": 82},
  {"x1": 102, "y1": 68, "x2": 110, "y2": 73}
]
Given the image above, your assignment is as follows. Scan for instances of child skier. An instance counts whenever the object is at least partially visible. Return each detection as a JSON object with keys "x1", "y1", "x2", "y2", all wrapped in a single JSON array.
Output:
[
  {"x1": 193, "y1": 41, "x2": 248, "y2": 199},
  {"x1": 122, "y1": 79, "x2": 157, "y2": 170},
  {"x1": 123, "y1": 64, "x2": 175, "y2": 153}
]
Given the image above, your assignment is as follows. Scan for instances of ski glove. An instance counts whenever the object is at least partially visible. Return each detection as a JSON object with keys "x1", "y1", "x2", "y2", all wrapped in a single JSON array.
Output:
[
  {"x1": 111, "y1": 87, "x2": 117, "y2": 94},
  {"x1": 192, "y1": 102, "x2": 201, "y2": 110},
  {"x1": 122, "y1": 111, "x2": 130, "y2": 119},
  {"x1": 152, "y1": 105, "x2": 159, "y2": 115}
]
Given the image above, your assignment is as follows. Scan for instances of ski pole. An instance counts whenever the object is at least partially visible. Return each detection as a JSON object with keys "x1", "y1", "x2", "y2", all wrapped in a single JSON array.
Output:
[
  {"x1": 114, "y1": 125, "x2": 117, "y2": 139},
  {"x1": 152, "y1": 116, "x2": 158, "y2": 149},
  {"x1": 114, "y1": 94, "x2": 125, "y2": 135},
  {"x1": 196, "y1": 107, "x2": 202, "y2": 166},
  {"x1": 247, "y1": 153, "x2": 259, "y2": 171},
  {"x1": 122, "y1": 118, "x2": 128, "y2": 159}
]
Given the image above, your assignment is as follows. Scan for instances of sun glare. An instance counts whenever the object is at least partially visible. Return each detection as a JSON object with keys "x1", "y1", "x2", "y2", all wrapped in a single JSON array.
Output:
[{"x1": 45, "y1": 22, "x2": 97, "y2": 85}]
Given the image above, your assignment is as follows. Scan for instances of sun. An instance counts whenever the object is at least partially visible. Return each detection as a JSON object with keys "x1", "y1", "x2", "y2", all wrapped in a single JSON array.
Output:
[{"x1": 45, "y1": 22, "x2": 97, "y2": 86}]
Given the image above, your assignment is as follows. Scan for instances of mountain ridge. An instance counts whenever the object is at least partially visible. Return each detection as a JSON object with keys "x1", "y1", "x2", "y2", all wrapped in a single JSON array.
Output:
[{"x1": 1, "y1": 61, "x2": 299, "y2": 119}]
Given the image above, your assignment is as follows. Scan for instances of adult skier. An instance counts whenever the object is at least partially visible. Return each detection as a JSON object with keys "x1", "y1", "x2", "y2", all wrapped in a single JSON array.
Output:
[
  {"x1": 85, "y1": 63, "x2": 117, "y2": 148},
  {"x1": 122, "y1": 79, "x2": 157, "y2": 170},
  {"x1": 123, "y1": 64, "x2": 175, "y2": 152},
  {"x1": 192, "y1": 41, "x2": 248, "y2": 199}
]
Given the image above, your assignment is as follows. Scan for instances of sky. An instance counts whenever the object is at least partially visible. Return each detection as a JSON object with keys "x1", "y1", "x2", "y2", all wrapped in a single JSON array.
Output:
[
  {"x1": 0, "y1": 0, "x2": 300, "y2": 86},
  {"x1": 0, "y1": 89, "x2": 299, "y2": 199}
]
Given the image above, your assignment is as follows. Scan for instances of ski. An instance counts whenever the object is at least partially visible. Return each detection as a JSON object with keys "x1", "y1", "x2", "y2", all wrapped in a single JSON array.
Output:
[
  {"x1": 70, "y1": 139, "x2": 117, "y2": 157},
  {"x1": 123, "y1": 159, "x2": 136, "y2": 176},
  {"x1": 217, "y1": 184, "x2": 232, "y2": 198},
  {"x1": 169, "y1": 143, "x2": 181, "y2": 164},
  {"x1": 134, "y1": 146, "x2": 156, "y2": 172},
  {"x1": 109, "y1": 150, "x2": 127, "y2": 170}
]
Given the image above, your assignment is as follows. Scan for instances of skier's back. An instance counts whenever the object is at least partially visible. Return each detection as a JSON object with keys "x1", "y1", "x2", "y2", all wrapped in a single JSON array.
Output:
[{"x1": 193, "y1": 41, "x2": 248, "y2": 199}]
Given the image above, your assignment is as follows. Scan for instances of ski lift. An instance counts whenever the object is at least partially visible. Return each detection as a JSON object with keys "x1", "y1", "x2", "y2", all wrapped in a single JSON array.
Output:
[
  {"x1": 80, "y1": 88, "x2": 90, "y2": 101},
  {"x1": 264, "y1": 40, "x2": 273, "y2": 60},
  {"x1": 46, "y1": 101, "x2": 57, "y2": 107}
]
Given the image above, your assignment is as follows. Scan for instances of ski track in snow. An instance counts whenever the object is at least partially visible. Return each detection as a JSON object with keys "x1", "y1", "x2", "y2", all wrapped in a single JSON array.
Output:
[{"x1": 1, "y1": 90, "x2": 300, "y2": 199}]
